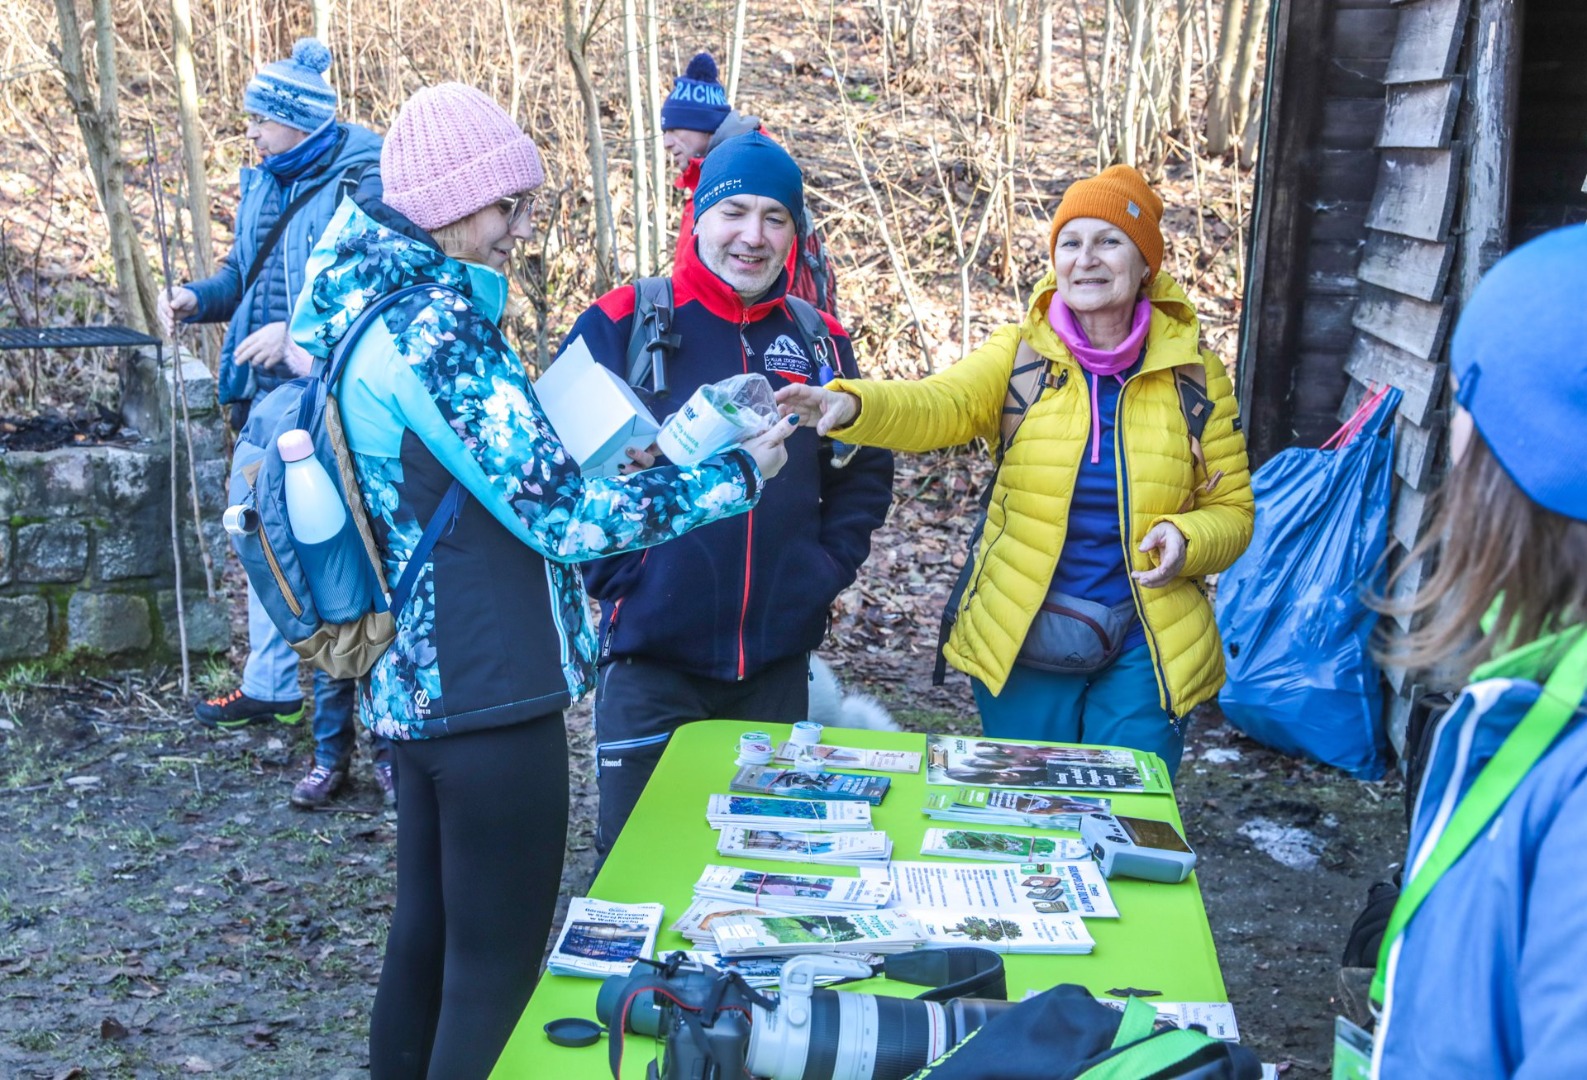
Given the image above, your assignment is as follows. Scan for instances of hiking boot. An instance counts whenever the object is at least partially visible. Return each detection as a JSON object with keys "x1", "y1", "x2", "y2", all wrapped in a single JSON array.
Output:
[
  {"x1": 194, "y1": 687, "x2": 305, "y2": 730},
  {"x1": 372, "y1": 760, "x2": 397, "y2": 808},
  {"x1": 290, "y1": 760, "x2": 349, "y2": 809}
]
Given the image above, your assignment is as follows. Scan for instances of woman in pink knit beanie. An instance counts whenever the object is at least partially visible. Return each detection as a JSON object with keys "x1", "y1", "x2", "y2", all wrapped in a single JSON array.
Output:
[{"x1": 290, "y1": 82, "x2": 792, "y2": 1079}]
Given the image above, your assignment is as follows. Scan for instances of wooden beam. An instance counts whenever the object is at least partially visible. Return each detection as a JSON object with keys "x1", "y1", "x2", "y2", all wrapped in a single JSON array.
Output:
[
  {"x1": 1239, "y1": 0, "x2": 1337, "y2": 468},
  {"x1": 1332, "y1": 8, "x2": 1401, "y2": 61},
  {"x1": 1344, "y1": 333, "x2": 1447, "y2": 426},
  {"x1": 1322, "y1": 98, "x2": 1388, "y2": 151},
  {"x1": 1392, "y1": 481, "x2": 1436, "y2": 551},
  {"x1": 1305, "y1": 241, "x2": 1365, "y2": 295},
  {"x1": 1351, "y1": 284, "x2": 1455, "y2": 360},
  {"x1": 1366, "y1": 147, "x2": 1461, "y2": 241},
  {"x1": 1318, "y1": 148, "x2": 1384, "y2": 202},
  {"x1": 1378, "y1": 78, "x2": 1463, "y2": 148},
  {"x1": 1300, "y1": 296, "x2": 1360, "y2": 351},
  {"x1": 1357, "y1": 230, "x2": 1454, "y2": 301},
  {"x1": 1456, "y1": 0, "x2": 1522, "y2": 304},
  {"x1": 1394, "y1": 412, "x2": 1443, "y2": 489},
  {"x1": 1385, "y1": 0, "x2": 1470, "y2": 84}
]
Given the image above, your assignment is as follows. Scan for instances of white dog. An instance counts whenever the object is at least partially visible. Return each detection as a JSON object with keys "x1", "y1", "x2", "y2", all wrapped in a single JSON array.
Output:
[{"x1": 807, "y1": 654, "x2": 898, "y2": 731}]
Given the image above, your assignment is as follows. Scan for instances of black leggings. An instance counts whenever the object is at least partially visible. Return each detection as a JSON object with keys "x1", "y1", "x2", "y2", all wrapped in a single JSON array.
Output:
[{"x1": 369, "y1": 715, "x2": 569, "y2": 1079}]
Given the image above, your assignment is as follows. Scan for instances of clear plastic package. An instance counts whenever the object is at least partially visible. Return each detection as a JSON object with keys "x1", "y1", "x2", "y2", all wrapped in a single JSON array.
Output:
[{"x1": 656, "y1": 374, "x2": 780, "y2": 465}]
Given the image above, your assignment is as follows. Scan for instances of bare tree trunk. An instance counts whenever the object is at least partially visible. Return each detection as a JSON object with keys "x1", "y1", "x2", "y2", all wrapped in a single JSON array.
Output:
[
  {"x1": 1205, "y1": 0, "x2": 1244, "y2": 156},
  {"x1": 1035, "y1": 0, "x2": 1053, "y2": 98},
  {"x1": 170, "y1": 0, "x2": 213, "y2": 289},
  {"x1": 54, "y1": 0, "x2": 159, "y2": 333},
  {"x1": 1229, "y1": 0, "x2": 1270, "y2": 139},
  {"x1": 725, "y1": 0, "x2": 747, "y2": 102},
  {"x1": 1120, "y1": 0, "x2": 1151, "y2": 167},
  {"x1": 1170, "y1": 0, "x2": 1194, "y2": 135},
  {"x1": 312, "y1": 0, "x2": 332, "y2": 41},
  {"x1": 621, "y1": 0, "x2": 651, "y2": 276},
  {"x1": 643, "y1": 0, "x2": 667, "y2": 267},
  {"x1": 563, "y1": 0, "x2": 616, "y2": 292},
  {"x1": 499, "y1": 0, "x2": 524, "y2": 121}
]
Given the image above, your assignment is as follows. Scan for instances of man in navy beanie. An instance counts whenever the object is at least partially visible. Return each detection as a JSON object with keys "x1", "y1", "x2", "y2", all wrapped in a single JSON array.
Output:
[
  {"x1": 556, "y1": 132, "x2": 893, "y2": 856},
  {"x1": 156, "y1": 39, "x2": 394, "y2": 810}
]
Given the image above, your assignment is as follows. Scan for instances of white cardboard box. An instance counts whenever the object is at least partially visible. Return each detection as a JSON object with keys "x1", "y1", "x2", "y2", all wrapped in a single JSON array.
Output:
[{"x1": 534, "y1": 335, "x2": 660, "y2": 478}]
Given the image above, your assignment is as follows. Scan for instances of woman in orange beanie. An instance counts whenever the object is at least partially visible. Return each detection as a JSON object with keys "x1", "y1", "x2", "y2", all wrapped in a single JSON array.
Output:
[{"x1": 778, "y1": 165, "x2": 1253, "y2": 775}]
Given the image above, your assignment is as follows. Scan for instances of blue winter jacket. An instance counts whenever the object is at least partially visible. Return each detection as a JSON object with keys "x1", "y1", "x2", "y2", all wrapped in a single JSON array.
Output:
[
  {"x1": 570, "y1": 238, "x2": 894, "y2": 681},
  {"x1": 187, "y1": 123, "x2": 382, "y2": 405},
  {"x1": 1374, "y1": 630, "x2": 1587, "y2": 1077},
  {"x1": 289, "y1": 181, "x2": 763, "y2": 740}
]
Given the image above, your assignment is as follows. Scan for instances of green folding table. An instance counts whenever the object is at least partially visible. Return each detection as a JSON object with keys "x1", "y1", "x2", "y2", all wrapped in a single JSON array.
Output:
[{"x1": 492, "y1": 720, "x2": 1227, "y2": 1078}]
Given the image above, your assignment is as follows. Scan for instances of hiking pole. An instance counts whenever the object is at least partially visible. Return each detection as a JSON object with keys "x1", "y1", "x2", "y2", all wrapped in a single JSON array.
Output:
[
  {"x1": 147, "y1": 122, "x2": 217, "y2": 601},
  {"x1": 145, "y1": 122, "x2": 192, "y2": 695}
]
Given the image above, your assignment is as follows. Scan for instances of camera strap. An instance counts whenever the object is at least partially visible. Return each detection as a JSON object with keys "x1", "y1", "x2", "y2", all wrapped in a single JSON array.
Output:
[{"x1": 885, "y1": 946, "x2": 1008, "y2": 1003}]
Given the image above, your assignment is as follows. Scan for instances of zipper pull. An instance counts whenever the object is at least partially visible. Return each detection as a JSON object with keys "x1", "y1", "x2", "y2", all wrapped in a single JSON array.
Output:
[{"x1": 740, "y1": 312, "x2": 752, "y2": 360}]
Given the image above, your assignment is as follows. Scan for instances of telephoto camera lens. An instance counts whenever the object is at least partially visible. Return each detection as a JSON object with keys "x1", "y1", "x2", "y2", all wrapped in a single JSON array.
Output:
[{"x1": 746, "y1": 990, "x2": 1013, "y2": 1080}]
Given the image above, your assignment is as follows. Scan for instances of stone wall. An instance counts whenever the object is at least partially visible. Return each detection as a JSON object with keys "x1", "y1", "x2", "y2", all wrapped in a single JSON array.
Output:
[{"x1": 0, "y1": 347, "x2": 232, "y2": 663}]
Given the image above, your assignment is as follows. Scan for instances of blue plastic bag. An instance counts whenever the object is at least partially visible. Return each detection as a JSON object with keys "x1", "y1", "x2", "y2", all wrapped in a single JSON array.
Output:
[{"x1": 1214, "y1": 388, "x2": 1401, "y2": 779}]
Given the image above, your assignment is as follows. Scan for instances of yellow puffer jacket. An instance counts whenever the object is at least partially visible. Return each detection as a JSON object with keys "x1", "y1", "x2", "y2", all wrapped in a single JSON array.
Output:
[{"x1": 830, "y1": 271, "x2": 1253, "y2": 716}]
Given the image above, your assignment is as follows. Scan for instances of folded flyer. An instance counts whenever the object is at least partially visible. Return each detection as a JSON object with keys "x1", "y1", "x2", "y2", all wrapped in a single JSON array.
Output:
[
  {"x1": 671, "y1": 898, "x2": 776, "y2": 947},
  {"x1": 694, "y1": 864, "x2": 895, "y2": 913},
  {"x1": 905, "y1": 909, "x2": 1095, "y2": 954},
  {"x1": 710, "y1": 911, "x2": 925, "y2": 956},
  {"x1": 925, "y1": 735, "x2": 1170, "y2": 794},
  {"x1": 885, "y1": 861, "x2": 1040, "y2": 914},
  {"x1": 679, "y1": 951, "x2": 883, "y2": 988},
  {"x1": 731, "y1": 765, "x2": 892, "y2": 806},
  {"x1": 772, "y1": 742, "x2": 922, "y2": 774},
  {"x1": 717, "y1": 827, "x2": 893, "y2": 865},
  {"x1": 923, "y1": 787, "x2": 1113, "y2": 831},
  {"x1": 547, "y1": 898, "x2": 664, "y2": 979},
  {"x1": 706, "y1": 794, "x2": 873, "y2": 831},
  {"x1": 920, "y1": 828, "x2": 1089, "y2": 863},
  {"x1": 1014, "y1": 860, "x2": 1119, "y2": 918}
]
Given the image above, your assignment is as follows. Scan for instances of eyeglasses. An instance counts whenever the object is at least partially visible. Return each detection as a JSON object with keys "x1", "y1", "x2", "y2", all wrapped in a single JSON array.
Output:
[{"x1": 494, "y1": 192, "x2": 537, "y2": 226}]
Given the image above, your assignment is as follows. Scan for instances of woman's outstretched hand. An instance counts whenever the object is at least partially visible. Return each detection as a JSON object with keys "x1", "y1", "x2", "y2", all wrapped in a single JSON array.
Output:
[
  {"x1": 741, "y1": 415, "x2": 800, "y2": 481},
  {"x1": 775, "y1": 384, "x2": 860, "y2": 436},
  {"x1": 1133, "y1": 522, "x2": 1188, "y2": 588}
]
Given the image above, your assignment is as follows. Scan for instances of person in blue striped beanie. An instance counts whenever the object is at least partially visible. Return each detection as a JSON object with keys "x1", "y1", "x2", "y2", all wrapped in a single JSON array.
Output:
[{"x1": 245, "y1": 37, "x2": 339, "y2": 133}]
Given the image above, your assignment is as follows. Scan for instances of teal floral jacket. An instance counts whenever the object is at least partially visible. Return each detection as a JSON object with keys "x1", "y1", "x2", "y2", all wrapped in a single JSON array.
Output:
[{"x1": 290, "y1": 188, "x2": 762, "y2": 740}]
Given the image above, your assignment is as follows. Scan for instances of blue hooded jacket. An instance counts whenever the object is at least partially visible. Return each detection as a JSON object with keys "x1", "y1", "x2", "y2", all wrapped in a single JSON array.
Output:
[
  {"x1": 1374, "y1": 629, "x2": 1587, "y2": 1077},
  {"x1": 569, "y1": 237, "x2": 894, "y2": 681},
  {"x1": 289, "y1": 181, "x2": 763, "y2": 740},
  {"x1": 187, "y1": 122, "x2": 382, "y2": 405}
]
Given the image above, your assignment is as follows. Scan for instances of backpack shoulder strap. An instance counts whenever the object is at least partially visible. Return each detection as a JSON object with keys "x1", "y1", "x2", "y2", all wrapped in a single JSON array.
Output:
[
  {"x1": 1001, "y1": 340, "x2": 1050, "y2": 459},
  {"x1": 1171, "y1": 355, "x2": 1223, "y2": 509},
  {"x1": 626, "y1": 277, "x2": 679, "y2": 398},
  {"x1": 240, "y1": 151, "x2": 368, "y2": 298}
]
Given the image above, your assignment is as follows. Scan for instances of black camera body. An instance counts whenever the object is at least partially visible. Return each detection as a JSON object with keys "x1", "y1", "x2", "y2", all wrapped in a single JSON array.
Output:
[{"x1": 596, "y1": 952, "x2": 769, "y2": 1080}]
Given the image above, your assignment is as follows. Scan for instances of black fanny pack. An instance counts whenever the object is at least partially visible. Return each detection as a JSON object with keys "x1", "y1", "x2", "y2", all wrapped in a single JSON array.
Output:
[{"x1": 1016, "y1": 591, "x2": 1137, "y2": 675}]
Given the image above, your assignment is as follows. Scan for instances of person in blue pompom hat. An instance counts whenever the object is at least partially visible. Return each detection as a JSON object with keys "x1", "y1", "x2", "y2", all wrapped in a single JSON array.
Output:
[
  {"x1": 558, "y1": 128, "x2": 893, "y2": 859},
  {"x1": 155, "y1": 38, "x2": 394, "y2": 810},
  {"x1": 1371, "y1": 226, "x2": 1587, "y2": 1077}
]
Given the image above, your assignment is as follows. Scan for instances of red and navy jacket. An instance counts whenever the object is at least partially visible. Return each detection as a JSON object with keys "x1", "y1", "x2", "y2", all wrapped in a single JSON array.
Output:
[{"x1": 570, "y1": 240, "x2": 894, "y2": 681}]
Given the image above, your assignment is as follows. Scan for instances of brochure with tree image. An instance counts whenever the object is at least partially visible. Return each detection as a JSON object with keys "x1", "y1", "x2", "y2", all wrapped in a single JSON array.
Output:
[
  {"x1": 706, "y1": 795, "x2": 873, "y2": 831},
  {"x1": 547, "y1": 898, "x2": 664, "y2": 979},
  {"x1": 671, "y1": 899, "x2": 777, "y2": 947},
  {"x1": 905, "y1": 909, "x2": 1095, "y2": 954},
  {"x1": 920, "y1": 828, "x2": 1089, "y2": 863},
  {"x1": 922, "y1": 787, "x2": 1113, "y2": 831},
  {"x1": 717, "y1": 827, "x2": 893, "y2": 865},
  {"x1": 924, "y1": 736, "x2": 1170, "y2": 794},
  {"x1": 731, "y1": 765, "x2": 892, "y2": 806},
  {"x1": 693, "y1": 864, "x2": 895, "y2": 913},
  {"x1": 710, "y1": 911, "x2": 926, "y2": 956},
  {"x1": 771, "y1": 742, "x2": 923, "y2": 773},
  {"x1": 679, "y1": 951, "x2": 885, "y2": 988}
]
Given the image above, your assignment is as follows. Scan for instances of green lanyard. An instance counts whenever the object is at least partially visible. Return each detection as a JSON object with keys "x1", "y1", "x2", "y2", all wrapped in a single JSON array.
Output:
[{"x1": 1371, "y1": 628, "x2": 1587, "y2": 1006}]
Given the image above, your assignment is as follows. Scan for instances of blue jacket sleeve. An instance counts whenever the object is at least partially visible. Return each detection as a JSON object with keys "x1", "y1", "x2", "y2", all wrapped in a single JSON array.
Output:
[
  {"x1": 185, "y1": 242, "x2": 246, "y2": 324},
  {"x1": 1514, "y1": 776, "x2": 1587, "y2": 1078},
  {"x1": 817, "y1": 330, "x2": 893, "y2": 590},
  {"x1": 381, "y1": 294, "x2": 759, "y2": 563}
]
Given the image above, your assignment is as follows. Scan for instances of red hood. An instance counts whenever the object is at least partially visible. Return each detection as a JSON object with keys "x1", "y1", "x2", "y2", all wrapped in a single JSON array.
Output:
[
  {"x1": 676, "y1": 157, "x2": 702, "y2": 193},
  {"x1": 674, "y1": 222, "x2": 793, "y2": 326}
]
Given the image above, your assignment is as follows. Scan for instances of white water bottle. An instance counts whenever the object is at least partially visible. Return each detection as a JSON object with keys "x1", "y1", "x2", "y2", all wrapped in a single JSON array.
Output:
[{"x1": 278, "y1": 429, "x2": 346, "y2": 544}]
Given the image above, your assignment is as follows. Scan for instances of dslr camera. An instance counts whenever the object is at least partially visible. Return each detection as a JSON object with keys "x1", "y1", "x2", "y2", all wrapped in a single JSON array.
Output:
[{"x1": 596, "y1": 949, "x2": 1012, "y2": 1080}]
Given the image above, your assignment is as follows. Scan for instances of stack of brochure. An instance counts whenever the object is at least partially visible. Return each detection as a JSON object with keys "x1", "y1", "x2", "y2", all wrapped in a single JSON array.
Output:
[
  {"x1": 546, "y1": 898, "x2": 664, "y2": 979},
  {"x1": 923, "y1": 787, "x2": 1112, "y2": 831},
  {"x1": 731, "y1": 765, "x2": 892, "y2": 805},
  {"x1": 693, "y1": 864, "x2": 895, "y2": 914},
  {"x1": 672, "y1": 898, "x2": 778, "y2": 948},
  {"x1": 887, "y1": 860, "x2": 1119, "y2": 919},
  {"x1": 904, "y1": 909, "x2": 1095, "y2": 954},
  {"x1": 920, "y1": 827, "x2": 1089, "y2": 863},
  {"x1": 925, "y1": 735, "x2": 1169, "y2": 794},
  {"x1": 718, "y1": 827, "x2": 893, "y2": 865},
  {"x1": 772, "y1": 743, "x2": 922, "y2": 773},
  {"x1": 678, "y1": 951, "x2": 884, "y2": 988},
  {"x1": 706, "y1": 795, "x2": 873, "y2": 831},
  {"x1": 709, "y1": 911, "x2": 926, "y2": 957}
]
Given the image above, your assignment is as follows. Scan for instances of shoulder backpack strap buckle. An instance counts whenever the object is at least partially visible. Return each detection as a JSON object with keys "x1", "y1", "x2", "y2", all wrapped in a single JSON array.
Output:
[
  {"x1": 1172, "y1": 360, "x2": 1223, "y2": 512},
  {"x1": 626, "y1": 277, "x2": 679, "y2": 399}
]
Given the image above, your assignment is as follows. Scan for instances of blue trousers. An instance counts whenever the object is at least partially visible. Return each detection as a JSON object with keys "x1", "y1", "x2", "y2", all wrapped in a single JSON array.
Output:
[{"x1": 971, "y1": 644, "x2": 1186, "y2": 780}]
